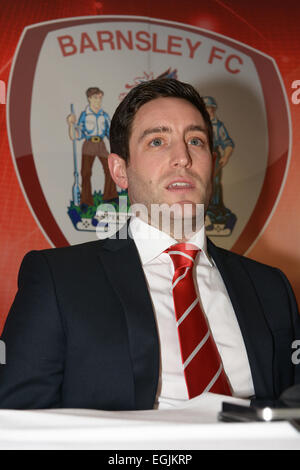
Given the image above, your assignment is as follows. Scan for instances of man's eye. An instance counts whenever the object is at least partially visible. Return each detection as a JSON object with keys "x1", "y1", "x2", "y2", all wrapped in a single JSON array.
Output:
[
  {"x1": 150, "y1": 138, "x2": 162, "y2": 147},
  {"x1": 188, "y1": 137, "x2": 203, "y2": 146}
]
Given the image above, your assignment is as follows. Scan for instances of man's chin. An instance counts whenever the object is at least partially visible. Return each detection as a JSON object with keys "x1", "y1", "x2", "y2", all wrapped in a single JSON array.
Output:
[
  {"x1": 166, "y1": 199, "x2": 204, "y2": 215},
  {"x1": 147, "y1": 201, "x2": 205, "y2": 239}
]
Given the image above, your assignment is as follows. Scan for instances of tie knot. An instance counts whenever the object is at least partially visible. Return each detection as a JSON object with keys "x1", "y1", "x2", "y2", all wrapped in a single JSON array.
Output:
[{"x1": 165, "y1": 243, "x2": 200, "y2": 270}]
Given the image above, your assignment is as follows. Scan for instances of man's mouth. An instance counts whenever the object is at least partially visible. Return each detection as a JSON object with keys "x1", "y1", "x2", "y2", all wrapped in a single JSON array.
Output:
[{"x1": 166, "y1": 180, "x2": 195, "y2": 190}]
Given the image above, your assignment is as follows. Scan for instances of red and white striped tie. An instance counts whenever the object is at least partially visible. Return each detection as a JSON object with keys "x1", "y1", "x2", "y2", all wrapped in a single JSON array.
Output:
[{"x1": 165, "y1": 242, "x2": 232, "y2": 398}]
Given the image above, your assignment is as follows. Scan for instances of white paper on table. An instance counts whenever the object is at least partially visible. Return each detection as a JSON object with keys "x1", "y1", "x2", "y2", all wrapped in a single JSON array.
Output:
[{"x1": 0, "y1": 393, "x2": 299, "y2": 450}]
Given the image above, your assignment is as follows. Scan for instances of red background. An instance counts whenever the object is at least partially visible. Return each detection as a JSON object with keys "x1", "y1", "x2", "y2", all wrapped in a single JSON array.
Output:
[{"x1": 1, "y1": 0, "x2": 300, "y2": 332}]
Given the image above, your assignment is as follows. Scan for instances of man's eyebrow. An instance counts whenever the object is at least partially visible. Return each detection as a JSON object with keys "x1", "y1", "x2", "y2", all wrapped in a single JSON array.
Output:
[
  {"x1": 184, "y1": 124, "x2": 207, "y2": 134},
  {"x1": 137, "y1": 124, "x2": 208, "y2": 143},
  {"x1": 138, "y1": 126, "x2": 171, "y2": 143}
]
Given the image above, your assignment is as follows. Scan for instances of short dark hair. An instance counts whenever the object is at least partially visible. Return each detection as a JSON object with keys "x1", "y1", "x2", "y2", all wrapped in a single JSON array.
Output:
[
  {"x1": 110, "y1": 78, "x2": 213, "y2": 162},
  {"x1": 86, "y1": 87, "x2": 104, "y2": 98}
]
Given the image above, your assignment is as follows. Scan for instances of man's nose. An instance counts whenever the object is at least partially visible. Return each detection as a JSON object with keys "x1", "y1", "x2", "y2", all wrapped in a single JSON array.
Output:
[{"x1": 170, "y1": 142, "x2": 192, "y2": 168}]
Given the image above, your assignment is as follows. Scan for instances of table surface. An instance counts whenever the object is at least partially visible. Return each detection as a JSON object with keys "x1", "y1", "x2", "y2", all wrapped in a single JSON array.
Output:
[{"x1": 0, "y1": 393, "x2": 299, "y2": 450}]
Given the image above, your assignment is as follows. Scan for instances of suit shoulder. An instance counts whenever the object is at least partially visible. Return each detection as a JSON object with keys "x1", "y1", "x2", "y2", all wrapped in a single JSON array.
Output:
[
  {"x1": 39, "y1": 239, "x2": 104, "y2": 257},
  {"x1": 210, "y1": 241, "x2": 281, "y2": 276},
  {"x1": 216, "y1": 245, "x2": 268, "y2": 265},
  {"x1": 21, "y1": 239, "x2": 107, "y2": 273}
]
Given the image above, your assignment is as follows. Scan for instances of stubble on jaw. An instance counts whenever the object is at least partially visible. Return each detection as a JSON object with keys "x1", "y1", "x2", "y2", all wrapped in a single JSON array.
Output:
[{"x1": 129, "y1": 197, "x2": 205, "y2": 242}]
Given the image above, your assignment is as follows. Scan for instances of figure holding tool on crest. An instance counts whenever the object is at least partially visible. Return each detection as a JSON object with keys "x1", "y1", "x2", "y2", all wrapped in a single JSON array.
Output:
[{"x1": 67, "y1": 87, "x2": 118, "y2": 209}]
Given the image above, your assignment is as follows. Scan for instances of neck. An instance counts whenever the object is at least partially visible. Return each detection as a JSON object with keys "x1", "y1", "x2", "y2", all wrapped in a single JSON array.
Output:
[
  {"x1": 142, "y1": 214, "x2": 204, "y2": 242},
  {"x1": 130, "y1": 202, "x2": 205, "y2": 241},
  {"x1": 91, "y1": 105, "x2": 101, "y2": 113}
]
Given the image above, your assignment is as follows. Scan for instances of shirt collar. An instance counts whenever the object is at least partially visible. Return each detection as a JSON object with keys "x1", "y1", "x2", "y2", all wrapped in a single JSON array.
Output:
[
  {"x1": 86, "y1": 105, "x2": 103, "y2": 116},
  {"x1": 129, "y1": 216, "x2": 214, "y2": 267}
]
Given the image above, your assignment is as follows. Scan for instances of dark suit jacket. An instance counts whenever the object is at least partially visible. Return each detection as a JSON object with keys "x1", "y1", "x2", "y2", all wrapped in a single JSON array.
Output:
[{"x1": 0, "y1": 233, "x2": 300, "y2": 410}]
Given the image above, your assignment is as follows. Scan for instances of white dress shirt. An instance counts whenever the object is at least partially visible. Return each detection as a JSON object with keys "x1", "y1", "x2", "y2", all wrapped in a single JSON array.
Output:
[{"x1": 129, "y1": 216, "x2": 255, "y2": 409}]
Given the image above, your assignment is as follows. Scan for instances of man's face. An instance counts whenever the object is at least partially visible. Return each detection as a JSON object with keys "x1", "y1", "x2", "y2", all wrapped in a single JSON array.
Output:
[
  {"x1": 88, "y1": 93, "x2": 103, "y2": 112},
  {"x1": 109, "y1": 96, "x2": 213, "y2": 220}
]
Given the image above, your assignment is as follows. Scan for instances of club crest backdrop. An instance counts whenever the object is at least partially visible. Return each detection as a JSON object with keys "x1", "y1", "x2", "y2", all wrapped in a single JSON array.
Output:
[{"x1": 0, "y1": 0, "x2": 300, "y2": 332}]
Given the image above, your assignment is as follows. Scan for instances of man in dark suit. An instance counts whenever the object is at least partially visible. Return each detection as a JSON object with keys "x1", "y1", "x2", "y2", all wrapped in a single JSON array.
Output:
[{"x1": 0, "y1": 79, "x2": 299, "y2": 410}]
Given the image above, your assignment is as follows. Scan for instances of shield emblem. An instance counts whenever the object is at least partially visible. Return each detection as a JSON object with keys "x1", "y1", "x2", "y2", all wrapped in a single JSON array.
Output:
[{"x1": 7, "y1": 16, "x2": 290, "y2": 253}]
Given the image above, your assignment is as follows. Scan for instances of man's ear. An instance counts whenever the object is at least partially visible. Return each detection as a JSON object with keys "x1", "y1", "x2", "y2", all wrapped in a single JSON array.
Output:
[{"x1": 108, "y1": 153, "x2": 128, "y2": 190}]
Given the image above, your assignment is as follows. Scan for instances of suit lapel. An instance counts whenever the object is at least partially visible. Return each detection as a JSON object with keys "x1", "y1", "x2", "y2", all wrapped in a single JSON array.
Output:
[
  {"x1": 97, "y1": 234, "x2": 160, "y2": 410},
  {"x1": 207, "y1": 239, "x2": 275, "y2": 399}
]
